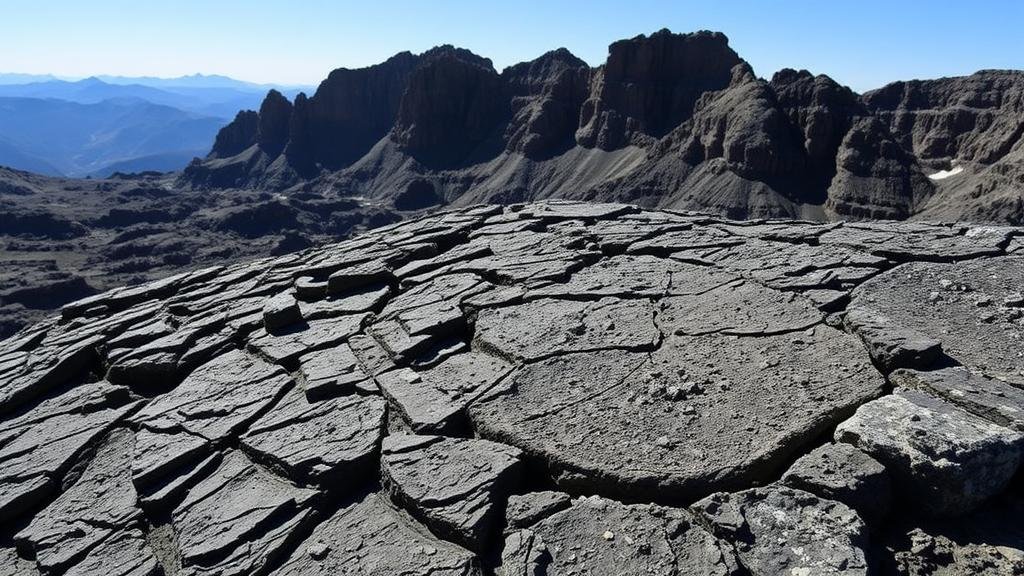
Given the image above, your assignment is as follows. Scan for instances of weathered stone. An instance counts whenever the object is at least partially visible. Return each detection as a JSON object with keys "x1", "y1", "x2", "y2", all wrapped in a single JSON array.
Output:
[
  {"x1": 295, "y1": 343, "x2": 373, "y2": 399},
  {"x1": 693, "y1": 486, "x2": 869, "y2": 576},
  {"x1": 134, "y1": 349, "x2": 292, "y2": 443},
  {"x1": 327, "y1": 260, "x2": 394, "y2": 293},
  {"x1": 661, "y1": 279, "x2": 822, "y2": 336},
  {"x1": 262, "y1": 292, "x2": 301, "y2": 330},
  {"x1": 242, "y1": 386, "x2": 385, "y2": 484},
  {"x1": 376, "y1": 351, "x2": 512, "y2": 433},
  {"x1": 0, "y1": 382, "x2": 138, "y2": 522},
  {"x1": 474, "y1": 297, "x2": 660, "y2": 362},
  {"x1": 781, "y1": 442, "x2": 892, "y2": 523},
  {"x1": 892, "y1": 366, "x2": 1024, "y2": 432},
  {"x1": 501, "y1": 495, "x2": 740, "y2": 576},
  {"x1": 472, "y1": 326, "x2": 883, "y2": 500},
  {"x1": 382, "y1": 434, "x2": 522, "y2": 551},
  {"x1": 504, "y1": 491, "x2": 571, "y2": 530},
  {"x1": 269, "y1": 492, "x2": 481, "y2": 575},
  {"x1": 835, "y1": 389, "x2": 1023, "y2": 516},
  {"x1": 172, "y1": 450, "x2": 318, "y2": 574},
  {"x1": 845, "y1": 306, "x2": 943, "y2": 372},
  {"x1": 247, "y1": 314, "x2": 370, "y2": 364},
  {"x1": 15, "y1": 429, "x2": 159, "y2": 576},
  {"x1": 848, "y1": 257, "x2": 1024, "y2": 384},
  {"x1": 880, "y1": 494, "x2": 1024, "y2": 575}
]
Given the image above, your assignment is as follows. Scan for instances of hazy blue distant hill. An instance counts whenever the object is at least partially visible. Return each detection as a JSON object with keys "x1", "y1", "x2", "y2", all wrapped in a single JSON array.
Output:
[
  {"x1": 0, "y1": 136, "x2": 63, "y2": 175},
  {"x1": 0, "y1": 77, "x2": 296, "y2": 119},
  {"x1": 0, "y1": 73, "x2": 62, "y2": 85},
  {"x1": 0, "y1": 96, "x2": 225, "y2": 176}
]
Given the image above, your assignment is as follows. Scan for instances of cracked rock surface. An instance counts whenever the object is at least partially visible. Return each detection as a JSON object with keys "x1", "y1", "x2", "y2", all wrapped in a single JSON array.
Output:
[{"x1": 1, "y1": 201, "x2": 1023, "y2": 574}]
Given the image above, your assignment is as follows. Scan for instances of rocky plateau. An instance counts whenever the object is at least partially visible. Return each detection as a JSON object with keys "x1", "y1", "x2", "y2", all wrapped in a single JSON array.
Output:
[{"x1": 1, "y1": 200, "x2": 1024, "y2": 575}]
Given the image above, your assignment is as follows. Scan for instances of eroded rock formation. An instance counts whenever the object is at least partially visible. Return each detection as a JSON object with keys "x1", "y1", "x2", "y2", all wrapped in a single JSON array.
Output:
[
  {"x1": 181, "y1": 30, "x2": 1022, "y2": 224},
  {"x1": 2, "y1": 201, "x2": 1024, "y2": 575}
]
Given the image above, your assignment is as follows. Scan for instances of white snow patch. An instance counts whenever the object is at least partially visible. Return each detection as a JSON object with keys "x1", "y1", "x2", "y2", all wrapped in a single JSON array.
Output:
[{"x1": 928, "y1": 166, "x2": 964, "y2": 180}]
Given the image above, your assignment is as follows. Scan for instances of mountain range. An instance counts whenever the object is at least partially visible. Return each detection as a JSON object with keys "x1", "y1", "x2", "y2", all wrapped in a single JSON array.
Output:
[
  {"x1": 0, "y1": 75, "x2": 312, "y2": 177},
  {"x1": 182, "y1": 29, "x2": 1024, "y2": 223}
]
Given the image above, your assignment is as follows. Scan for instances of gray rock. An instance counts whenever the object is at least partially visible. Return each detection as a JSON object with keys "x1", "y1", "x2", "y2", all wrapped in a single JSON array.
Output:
[
  {"x1": 247, "y1": 313, "x2": 370, "y2": 364},
  {"x1": 0, "y1": 381, "x2": 139, "y2": 523},
  {"x1": 262, "y1": 291, "x2": 301, "y2": 330},
  {"x1": 376, "y1": 351, "x2": 512, "y2": 433},
  {"x1": 844, "y1": 306, "x2": 944, "y2": 372},
  {"x1": 15, "y1": 429, "x2": 159, "y2": 576},
  {"x1": 693, "y1": 486, "x2": 870, "y2": 576},
  {"x1": 172, "y1": 450, "x2": 318, "y2": 574},
  {"x1": 835, "y1": 389, "x2": 1023, "y2": 516},
  {"x1": 382, "y1": 434, "x2": 522, "y2": 551},
  {"x1": 892, "y1": 366, "x2": 1024, "y2": 432},
  {"x1": 501, "y1": 495, "x2": 740, "y2": 576},
  {"x1": 848, "y1": 257, "x2": 1024, "y2": 384},
  {"x1": 295, "y1": 343, "x2": 373, "y2": 399},
  {"x1": 327, "y1": 260, "x2": 394, "y2": 293},
  {"x1": 474, "y1": 296, "x2": 660, "y2": 362},
  {"x1": 781, "y1": 442, "x2": 892, "y2": 523},
  {"x1": 133, "y1": 349, "x2": 292, "y2": 445},
  {"x1": 471, "y1": 325, "x2": 883, "y2": 500},
  {"x1": 505, "y1": 491, "x2": 571, "y2": 530},
  {"x1": 241, "y1": 386, "x2": 385, "y2": 485},
  {"x1": 269, "y1": 492, "x2": 482, "y2": 576}
]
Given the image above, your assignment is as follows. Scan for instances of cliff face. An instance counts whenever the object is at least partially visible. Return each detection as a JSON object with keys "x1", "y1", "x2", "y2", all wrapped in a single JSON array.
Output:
[
  {"x1": 502, "y1": 48, "x2": 591, "y2": 159},
  {"x1": 182, "y1": 31, "x2": 1023, "y2": 224},
  {"x1": 577, "y1": 29, "x2": 742, "y2": 150},
  {"x1": 391, "y1": 46, "x2": 507, "y2": 167}
]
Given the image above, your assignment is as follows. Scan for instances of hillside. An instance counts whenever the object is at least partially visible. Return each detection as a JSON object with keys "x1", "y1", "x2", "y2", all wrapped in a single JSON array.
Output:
[
  {"x1": 0, "y1": 167, "x2": 400, "y2": 338},
  {"x1": 2, "y1": 201, "x2": 1023, "y2": 575},
  {"x1": 182, "y1": 30, "x2": 1024, "y2": 223}
]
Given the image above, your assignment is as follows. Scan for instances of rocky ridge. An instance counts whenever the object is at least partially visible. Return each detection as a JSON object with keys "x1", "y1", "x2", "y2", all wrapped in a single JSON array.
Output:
[
  {"x1": 181, "y1": 30, "x2": 1023, "y2": 223},
  {"x1": 2, "y1": 200, "x2": 1024, "y2": 575}
]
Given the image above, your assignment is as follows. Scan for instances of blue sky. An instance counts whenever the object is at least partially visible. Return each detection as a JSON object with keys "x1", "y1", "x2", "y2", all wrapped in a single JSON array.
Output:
[{"x1": 2, "y1": 0, "x2": 1021, "y2": 91}]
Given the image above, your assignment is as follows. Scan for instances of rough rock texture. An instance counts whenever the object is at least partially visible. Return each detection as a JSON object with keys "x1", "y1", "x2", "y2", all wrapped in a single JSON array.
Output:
[
  {"x1": 2, "y1": 202, "x2": 1023, "y2": 574},
  {"x1": 180, "y1": 31, "x2": 1022, "y2": 224},
  {"x1": 381, "y1": 434, "x2": 522, "y2": 551},
  {"x1": 781, "y1": 442, "x2": 892, "y2": 523},
  {"x1": 835, "y1": 389, "x2": 1023, "y2": 517},
  {"x1": 694, "y1": 486, "x2": 870, "y2": 576},
  {"x1": 501, "y1": 495, "x2": 741, "y2": 576}
]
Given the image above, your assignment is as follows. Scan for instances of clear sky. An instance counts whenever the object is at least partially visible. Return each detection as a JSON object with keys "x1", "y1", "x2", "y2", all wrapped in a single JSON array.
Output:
[{"x1": 2, "y1": 0, "x2": 1022, "y2": 92}]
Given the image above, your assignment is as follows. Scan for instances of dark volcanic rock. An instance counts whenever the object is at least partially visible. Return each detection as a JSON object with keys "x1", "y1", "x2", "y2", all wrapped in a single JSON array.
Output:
[
  {"x1": 577, "y1": 29, "x2": 742, "y2": 150},
  {"x1": 381, "y1": 434, "x2": 522, "y2": 551},
  {"x1": 270, "y1": 492, "x2": 481, "y2": 575},
  {"x1": 242, "y1": 386, "x2": 385, "y2": 485},
  {"x1": 694, "y1": 486, "x2": 870, "y2": 576},
  {"x1": 304, "y1": 52, "x2": 421, "y2": 169},
  {"x1": 503, "y1": 48, "x2": 590, "y2": 159},
  {"x1": 4, "y1": 202, "x2": 1024, "y2": 573},
  {"x1": 15, "y1": 428, "x2": 158, "y2": 576},
  {"x1": 210, "y1": 110, "x2": 259, "y2": 159},
  {"x1": 256, "y1": 89, "x2": 294, "y2": 157},
  {"x1": 391, "y1": 46, "x2": 507, "y2": 166},
  {"x1": 835, "y1": 389, "x2": 1023, "y2": 517},
  {"x1": 781, "y1": 442, "x2": 892, "y2": 523},
  {"x1": 501, "y1": 495, "x2": 741, "y2": 576}
]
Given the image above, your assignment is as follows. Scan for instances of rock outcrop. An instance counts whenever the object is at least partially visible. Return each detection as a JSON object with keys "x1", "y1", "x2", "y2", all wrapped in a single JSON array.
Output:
[
  {"x1": 179, "y1": 30, "x2": 1023, "y2": 224},
  {"x1": 2, "y1": 201, "x2": 1023, "y2": 575}
]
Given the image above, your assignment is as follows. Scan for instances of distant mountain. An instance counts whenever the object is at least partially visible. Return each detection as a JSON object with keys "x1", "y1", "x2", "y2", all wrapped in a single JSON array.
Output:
[
  {"x1": 0, "y1": 77, "x2": 310, "y2": 119},
  {"x1": 0, "y1": 136, "x2": 62, "y2": 175},
  {"x1": 0, "y1": 73, "x2": 62, "y2": 85},
  {"x1": 182, "y1": 30, "x2": 1024, "y2": 224},
  {"x1": 0, "y1": 96, "x2": 225, "y2": 176},
  {"x1": 93, "y1": 72, "x2": 312, "y2": 92}
]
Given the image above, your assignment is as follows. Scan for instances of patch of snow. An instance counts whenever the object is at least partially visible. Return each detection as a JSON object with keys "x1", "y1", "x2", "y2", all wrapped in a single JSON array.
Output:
[{"x1": 928, "y1": 166, "x2": 964, "y2": 180}]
